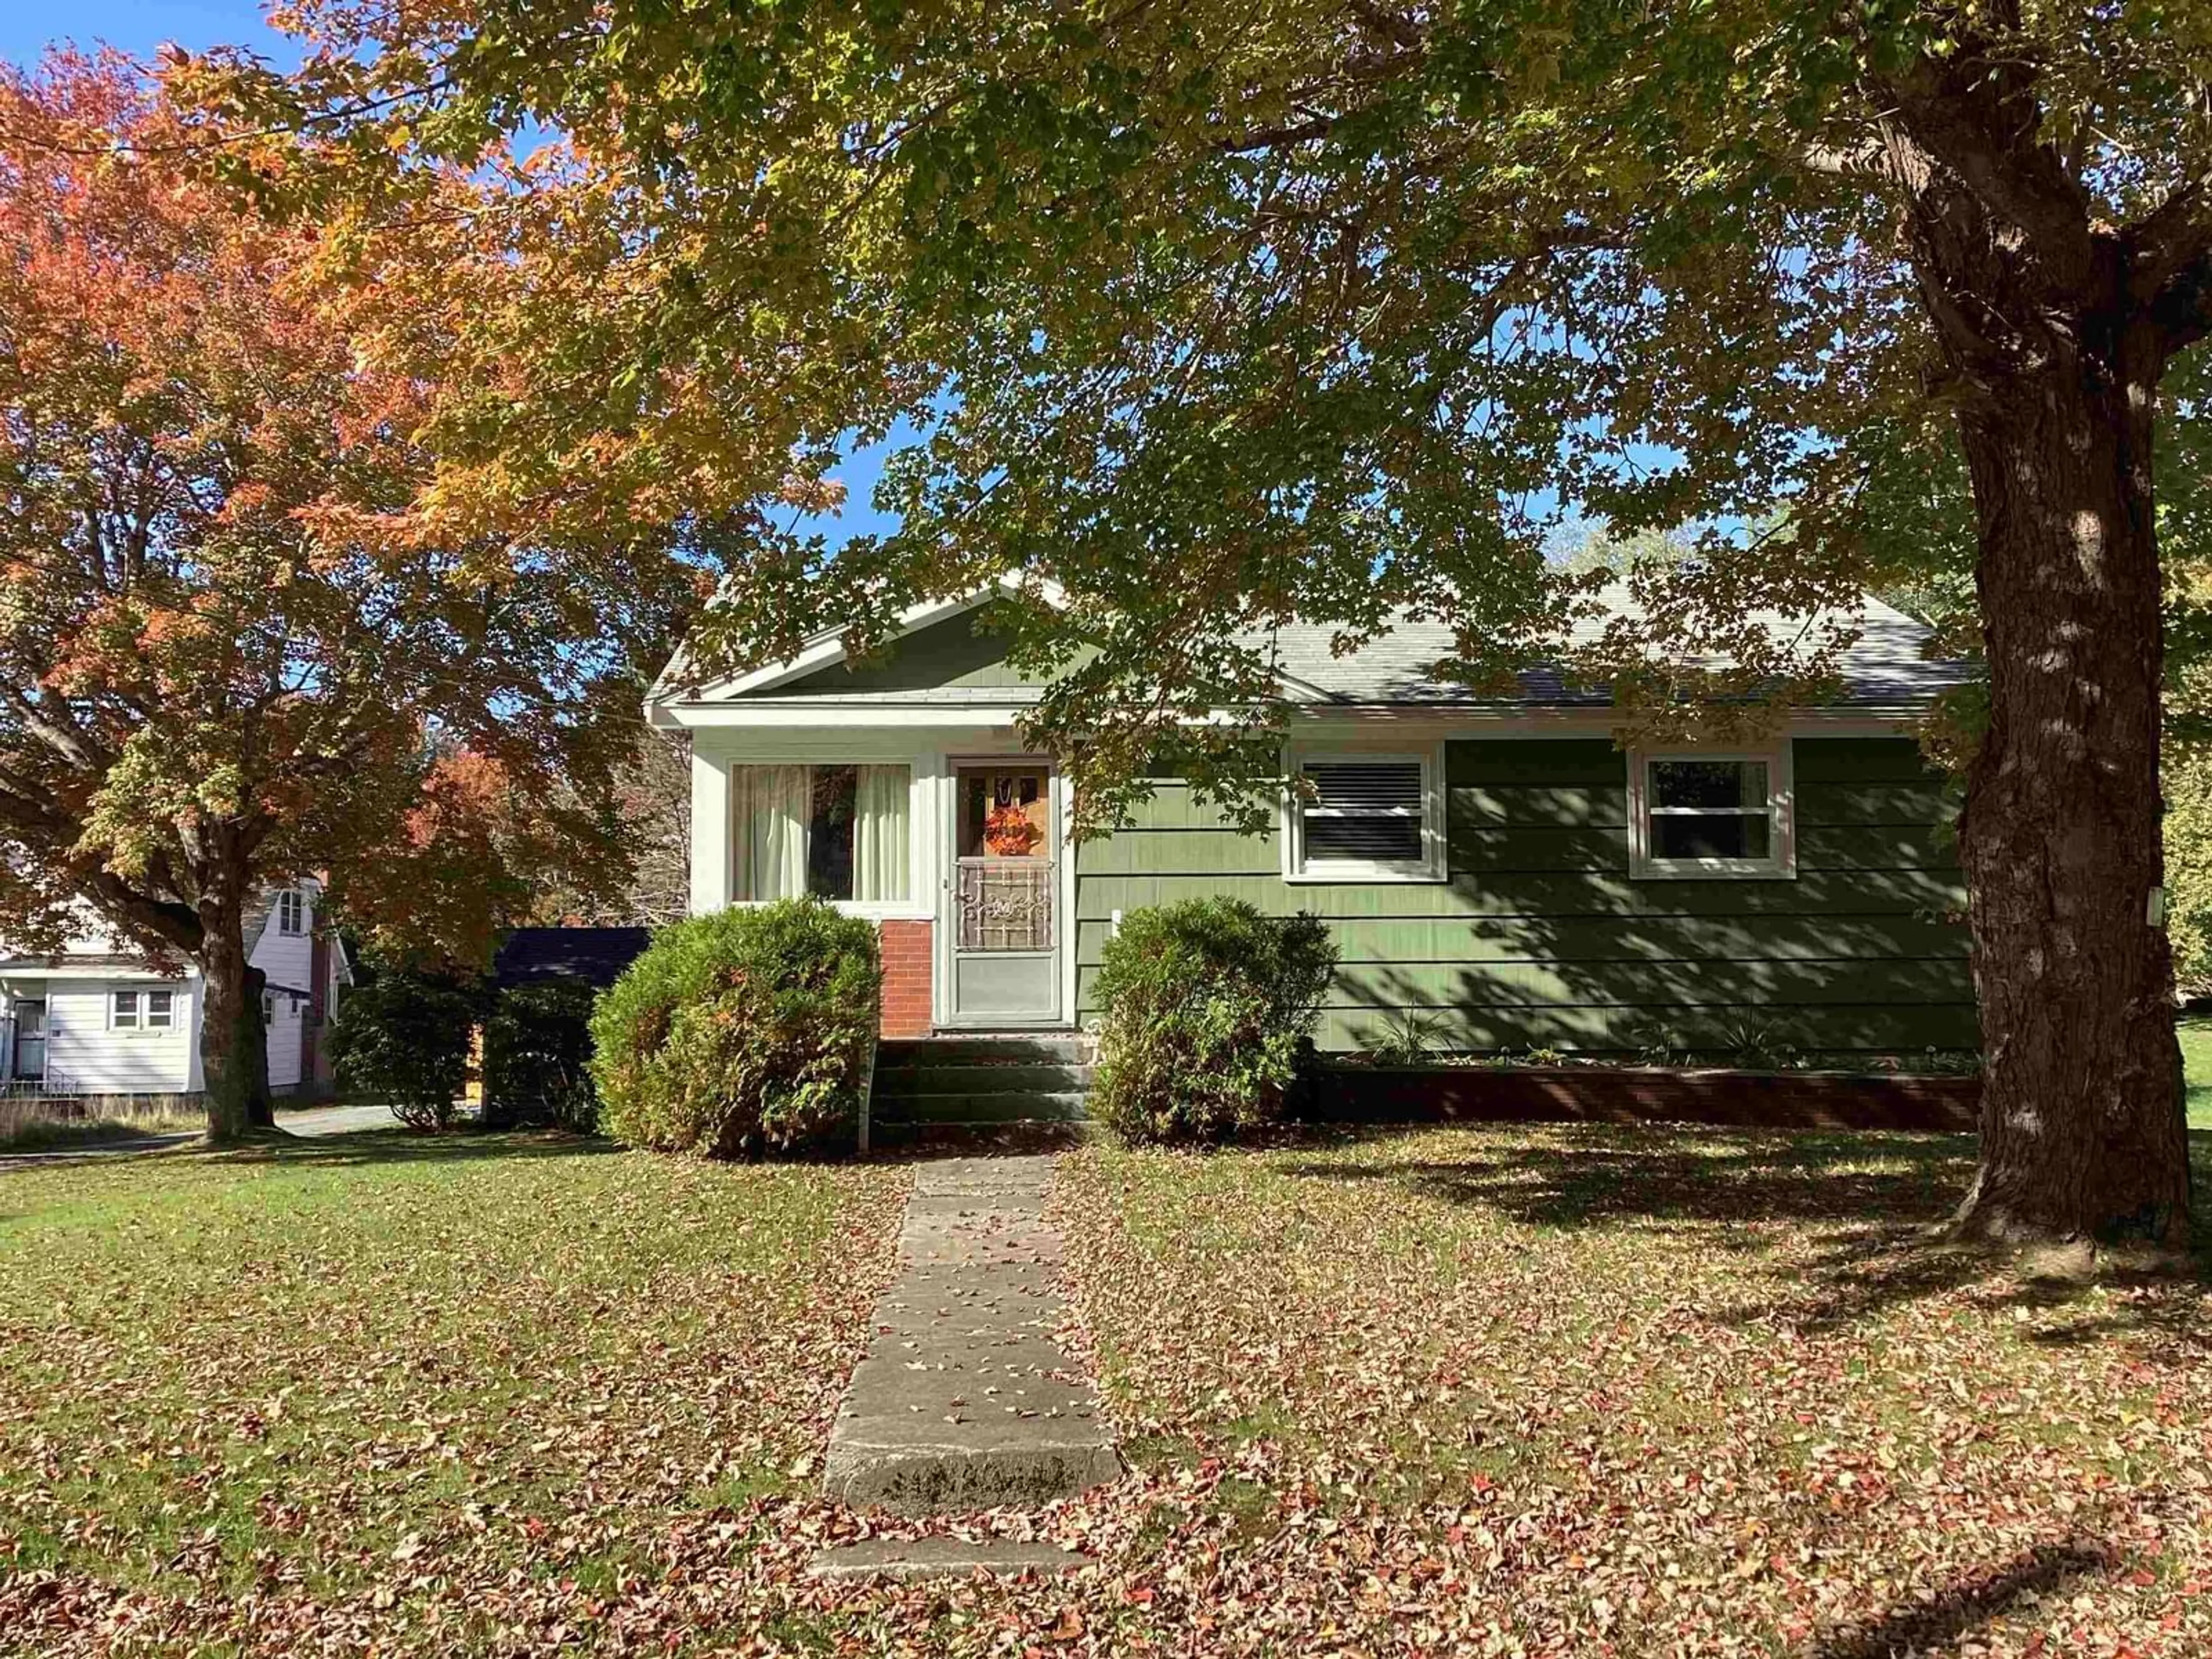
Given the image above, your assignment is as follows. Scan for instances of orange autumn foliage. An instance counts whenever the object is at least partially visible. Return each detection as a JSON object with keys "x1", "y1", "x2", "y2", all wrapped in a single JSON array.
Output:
[{"x1": 0, "y1": 52, "x2": 710, "y2": 1131}]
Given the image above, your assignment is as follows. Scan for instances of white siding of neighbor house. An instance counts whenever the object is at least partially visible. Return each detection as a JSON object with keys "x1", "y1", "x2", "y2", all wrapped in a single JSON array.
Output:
[
  {"x1": 251, "y1": 885, "x2": 318, "y2": 1093},
  {"x1": 266, "y1": 995, "x2": 304, "y2": 1089},
  {"x1": 252, "y1": 887, "x2": 316, "y2": 997},
  {"x1": 1, "y1": 881, "x2": 330, "y2": 1096},
  {"x1": 44, "y1": 979, "x2": 195, "y2": 1095}
]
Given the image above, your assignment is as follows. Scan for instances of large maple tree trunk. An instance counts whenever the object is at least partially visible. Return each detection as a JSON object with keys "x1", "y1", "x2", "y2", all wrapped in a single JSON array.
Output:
[
  {"x1": 200, "y1": 880, "x2": 273, "y2": 1143},
  {"x1": 1950, "y1": 327, "x2": 2191, "y2": 1248}
]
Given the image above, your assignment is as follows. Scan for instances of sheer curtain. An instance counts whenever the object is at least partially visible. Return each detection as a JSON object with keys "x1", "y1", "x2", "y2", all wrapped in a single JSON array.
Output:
[
  {"x1": 730, "y1": 765, "x2": 808, "y2": 900},
  {"x1": 852, "y1": 766, "x2": 910, "y2": 903}
]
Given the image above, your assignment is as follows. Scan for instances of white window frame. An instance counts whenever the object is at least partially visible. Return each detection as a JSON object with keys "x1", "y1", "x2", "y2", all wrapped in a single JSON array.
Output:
[
  {"x1": 1628, "y1": 743, "x2": 1796, "y2": 881},
  {"x1": 276, "y1": 889, "x2": 305, "y2": 935},
  {"x1": 109, "y1": 987, "x2": 181, "y2": 1032},
  {"x1": 1282, "y1": 742, "x2": 1448, "y2": 884},
  {"x1": 725, "y1": 759, "x2": 927, "y2": 921}
]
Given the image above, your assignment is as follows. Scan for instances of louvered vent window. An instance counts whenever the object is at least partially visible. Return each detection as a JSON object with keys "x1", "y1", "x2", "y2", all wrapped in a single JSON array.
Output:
[{"x1": 1289, "y1": 752, "x2": 1440, "y2": 879}]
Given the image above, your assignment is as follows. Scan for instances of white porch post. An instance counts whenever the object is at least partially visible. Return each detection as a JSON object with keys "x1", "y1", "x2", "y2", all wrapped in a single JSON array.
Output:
[{"x1": 689, "y1": 741, "x2": 732, "y2": 915}]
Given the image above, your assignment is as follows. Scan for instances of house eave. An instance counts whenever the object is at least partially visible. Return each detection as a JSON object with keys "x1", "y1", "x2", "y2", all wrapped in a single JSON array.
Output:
[
  {"x1": 647, "y1": 574, "x2": 1070, "y2": 711},
  {"x1": 658, "y1": 697, "x2": 1935, "y2": 733}
]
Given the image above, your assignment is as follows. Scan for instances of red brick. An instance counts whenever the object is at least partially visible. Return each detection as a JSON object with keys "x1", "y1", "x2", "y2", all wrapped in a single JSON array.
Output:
[{"x1": 877, "y1": 920, "x2": 933, "y2": 1039}]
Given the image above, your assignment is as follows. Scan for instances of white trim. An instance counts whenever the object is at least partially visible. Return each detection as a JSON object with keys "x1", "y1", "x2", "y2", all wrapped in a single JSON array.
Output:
[
  {"x1": 697, "y1": 592, "x2": 995, "y2": 699},
  {"x1": 1056, "y1": 768, "x2": 1078, "y2": 1024},
  {"x1": 714, "y1": 759, "x2": 925, "y2": 910},
  {"x1": 1627, "y1": 743, "x2": 1797, "y2": 881},
  {"x1": 657, "y1": 698, "x2": 1925, "y2": 736},
  {"x1": 660, "y1": 702, "x2": 1039, "y2": 730},
  {"x1": 275, "y1": 889, "x2": 305, "y2": 935},
  {"x1": 107, "y1": 984, "x2": 181, "y2": 1033},
  {"x1": 653, "y1": 574, "x2": 1071, "y2": 711},
  {"x1": 0, "y1": 965, "x2": 187, "y2": 983},
  {"x1": 934, "y1": 754, "x2": 1071, "y2": 1028},
  {"x1": 1282, "y1": 740, "x2": 1448, "y2": 884}
]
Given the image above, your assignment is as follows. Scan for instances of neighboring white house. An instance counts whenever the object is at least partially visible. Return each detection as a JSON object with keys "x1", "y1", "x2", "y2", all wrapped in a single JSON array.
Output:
[{"x1": 0, "y1": 880, "x2": 351, "y2": 1100}]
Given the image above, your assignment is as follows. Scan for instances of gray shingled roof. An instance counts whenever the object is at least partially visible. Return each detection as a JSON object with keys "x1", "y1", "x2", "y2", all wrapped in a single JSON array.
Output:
[
  {"x1": 736, "y1": 587, "x2": 1972, "y2": 711},
  {"x1": 1256, "y1": 588, "x2": 1972, "y2": 709}
]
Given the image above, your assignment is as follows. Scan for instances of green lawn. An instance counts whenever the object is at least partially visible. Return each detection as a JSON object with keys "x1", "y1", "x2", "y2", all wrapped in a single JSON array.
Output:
[
  {"x1": 0, "y1": 1132, "x2": 908, "y2": 1654},
  {"x1": 2185, "y1": 1014, "x2": 2212, "y2": 1129},
  {"x1": 3, "y1": 1119, "x2": 2208, "y2": 1657},
  {"x1": 1056, "y1": 1125, "x2": 2212, "y2": 1657}
]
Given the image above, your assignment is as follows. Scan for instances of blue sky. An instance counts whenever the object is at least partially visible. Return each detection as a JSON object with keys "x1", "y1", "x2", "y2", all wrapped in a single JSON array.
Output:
[{"x1": 1, "y1": 1, "x2": 298, "y2": 68}]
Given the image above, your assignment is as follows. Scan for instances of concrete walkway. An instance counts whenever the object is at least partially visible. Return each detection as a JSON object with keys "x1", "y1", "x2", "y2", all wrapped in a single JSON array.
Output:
[{"x1": 813, "y1": 1153, "x2": 1119, "y2": 1578}]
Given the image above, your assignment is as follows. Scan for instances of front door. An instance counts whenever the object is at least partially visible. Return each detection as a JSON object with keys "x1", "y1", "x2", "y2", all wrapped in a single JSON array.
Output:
[
  {"x1": 10, "y1": 1000, "x2": 46, "y2": 1082},
  {"x1": 945, "y1": 763, "x2": 1062, "y2": 1025}
]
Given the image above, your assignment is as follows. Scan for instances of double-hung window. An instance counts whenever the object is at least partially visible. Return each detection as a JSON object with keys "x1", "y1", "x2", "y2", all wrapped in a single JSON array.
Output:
[
  {"x1": 275, "y1": 889, "x2": 305, "y2": 935},
  {"x1": 110, "y1": 987, "x2": 176, "y2": 1030},
  {"x1": 729, "y1": 764, "x2": 913, "y2": 906},
  {"x1": 1285, "y1": 746, "x2": 1445, "y2": 882},
  {"x1": 1630, "y1": 747, "x2": 1794, "y2": 879}
]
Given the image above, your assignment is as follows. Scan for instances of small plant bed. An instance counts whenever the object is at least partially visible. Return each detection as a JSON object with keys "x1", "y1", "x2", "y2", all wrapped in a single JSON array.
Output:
[
  {"x1": 1339, "y1": 1045, "x2": 1984, "y2": 1075},
  {"x1": 1052, "y1": 1123, "x2": 2212, "y2": 1656},
  {"x1": 1317, "y1": 1059, "x2": 1982, "y2": 1131}
]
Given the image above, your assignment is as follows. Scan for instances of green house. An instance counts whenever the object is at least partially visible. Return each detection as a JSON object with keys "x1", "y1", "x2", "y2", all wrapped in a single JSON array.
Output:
[{"x1": 647, "y1": 585, "x2": 1975, "y2": 1062}]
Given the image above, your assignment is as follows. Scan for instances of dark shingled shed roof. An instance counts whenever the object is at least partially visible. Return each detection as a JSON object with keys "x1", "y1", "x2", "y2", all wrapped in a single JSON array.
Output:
[{"x1": 493, "y1": 927, "x2": 652, "y2": 991}]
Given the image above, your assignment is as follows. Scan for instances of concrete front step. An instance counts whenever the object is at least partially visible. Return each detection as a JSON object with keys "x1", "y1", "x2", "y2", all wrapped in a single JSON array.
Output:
[
  {"x1": 808, "y1": 1536, "x2": 1091, "y2": 1583},
  {"x1": 872, "y1": 1092, "x2": 1092, "y2": 1127},
  {"x1": 877, "y1": 1035, "x2": 1092, "y2": 1066},
  {"x1": 874, "y1": 1062, "x2": 1096, "y2": 1095},
  {"x1": 873, "y1": 1037, "x2": 1097, "y2": 1127}
]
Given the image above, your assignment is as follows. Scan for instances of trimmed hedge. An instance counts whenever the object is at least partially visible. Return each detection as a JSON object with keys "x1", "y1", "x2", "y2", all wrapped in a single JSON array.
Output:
[
  {"x1": 1090, "y1": 897, "x2": 1338, "y2": 1145},
  {"x1": 482, "y1": 979, "x2": 600, "y2": 1131},
  {"x1": 589, "y1": 898, "x2": 880, "y2": 1157},
  {"x1": 328, "y1": 972, "x2": 478, "y2": 1131}
]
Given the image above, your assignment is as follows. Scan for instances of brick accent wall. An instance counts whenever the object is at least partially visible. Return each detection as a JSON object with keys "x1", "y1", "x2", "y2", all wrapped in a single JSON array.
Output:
[{"x1": 878, "y1": 919, "x2": 933, "y2": 1039}]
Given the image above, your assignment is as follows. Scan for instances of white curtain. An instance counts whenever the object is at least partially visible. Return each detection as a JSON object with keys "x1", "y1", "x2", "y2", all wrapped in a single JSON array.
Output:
[
  {"x1": 853, "y1": 766, "x2": 910, "y2": 903},
  {"x1": 730, "y1": 765, "x2": 809, "y2": 900}
]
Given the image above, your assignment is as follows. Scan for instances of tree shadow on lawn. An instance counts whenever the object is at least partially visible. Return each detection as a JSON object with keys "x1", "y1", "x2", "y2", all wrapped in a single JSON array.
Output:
[
  {"x1": 1277, "y1": 1124, "x2": 2212, "y2": 1347},
  {"x1": 204, "y1": 1126, "x2": 624, "y2": 1169},
  {"x1": 1811, "y1": 1540, "x2": 2111, "y2": 1659}
]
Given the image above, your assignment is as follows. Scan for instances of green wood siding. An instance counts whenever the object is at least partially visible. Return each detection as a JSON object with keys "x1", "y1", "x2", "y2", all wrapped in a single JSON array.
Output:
[
  {"x1": 761, "y1": 604, "x2": 1047, "y2": 694},
  {"x1": 1073, "y1": 736, "x2": 1976, "y2": 1056}
]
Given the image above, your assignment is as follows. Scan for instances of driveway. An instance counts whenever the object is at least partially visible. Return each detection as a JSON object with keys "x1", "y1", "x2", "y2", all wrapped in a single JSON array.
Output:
[
  {"x1": 2, "y1": 1099, "x2": 404, "y2": 1168},
  {"x1": 278, "y1": 1100, "x2": 402, "y2": 1138}
]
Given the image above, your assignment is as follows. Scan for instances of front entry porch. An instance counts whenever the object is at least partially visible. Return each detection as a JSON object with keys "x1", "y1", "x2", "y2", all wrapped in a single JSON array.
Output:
[{"x1": 939, "y1": 760, "x2": 1066, "y2": 1028}]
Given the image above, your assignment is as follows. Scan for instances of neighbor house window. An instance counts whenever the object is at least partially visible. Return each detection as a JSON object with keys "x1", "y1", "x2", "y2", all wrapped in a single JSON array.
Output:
[
  {"x1": 1285, "y1": 747, "x2": 1445, "y2": 882},
  {"x1": 730, "y1": 764, "x2": 911, "y2": 904},
  {"x1": 1630, "y1": 748, "x2": 1794, "y2": 879},
  {"x1": 276, "y1": 889, "x2": 305, "y2": 934},
  {"x1": 111, "y1": 987, "x2": 179, "y2": 1029}
]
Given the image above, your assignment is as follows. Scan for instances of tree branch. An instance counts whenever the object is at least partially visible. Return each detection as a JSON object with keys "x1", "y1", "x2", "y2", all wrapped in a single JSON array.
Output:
[
  {"x1": 1871, "y1": 45, "x2": 2098, "y2": 297},
  {"x1": 2150, "y1": 247, "x2": 2212, "y2": 356}
]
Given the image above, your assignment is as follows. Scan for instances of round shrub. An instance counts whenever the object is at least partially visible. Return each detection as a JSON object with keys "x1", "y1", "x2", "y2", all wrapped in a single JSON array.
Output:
[
  {"x1": 328, "y1": 971, "x2": 479, "y2": 1131},
  {"x1": 589, "y1": 898, "x2": 880, "y2": 1157},
  {"x1": 1090, "y1": 897, "x2": 1338, "y2": 1145}
]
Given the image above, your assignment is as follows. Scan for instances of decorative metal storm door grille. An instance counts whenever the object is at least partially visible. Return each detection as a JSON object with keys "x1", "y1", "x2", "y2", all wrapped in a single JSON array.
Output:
[{"x1": 956, "y1": 858, "x2": 1054, "y2": 952}]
